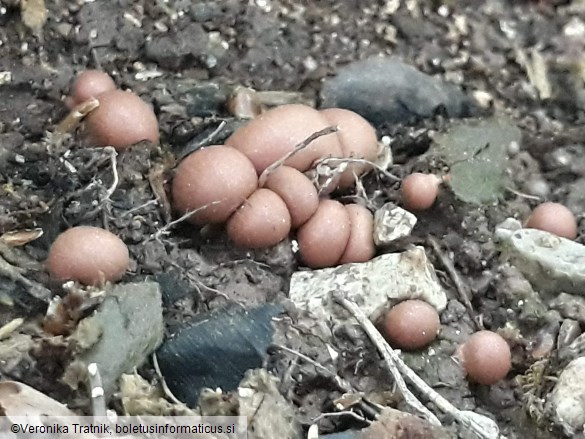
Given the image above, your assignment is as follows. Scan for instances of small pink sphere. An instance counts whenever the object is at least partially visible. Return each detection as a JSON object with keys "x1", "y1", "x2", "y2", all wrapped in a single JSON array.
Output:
[
  {"x1": 457, "y1": 330, "x2": 512, "y2": 385},
  {"x1": 382, "y1": 300, "x2": 441, "y2": 350},
  {"x1": 526, "y1": 202, "x2": 577, "y2": 240},
  {"x1": 401, "y1": 173, "x2": 441, "y2": 211}
]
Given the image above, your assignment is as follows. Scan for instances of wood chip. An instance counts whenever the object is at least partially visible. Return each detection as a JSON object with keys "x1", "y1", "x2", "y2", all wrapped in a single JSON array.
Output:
[{"x1": 0, "y1": 228, "x2": 43, "y2": 247}]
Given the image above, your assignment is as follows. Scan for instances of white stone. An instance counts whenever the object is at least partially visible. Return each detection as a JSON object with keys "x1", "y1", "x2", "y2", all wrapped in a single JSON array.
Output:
[
  {"x1": 495, "y1": 227, "x2": 585, "y2": 297},
  {"x1": 373, "y1": 203, "x2": 417, "y2": 246},
  {"x1": 290, "y1": 247, "x2": 447, "y2": 325},
  {"x1": 548, "y1": 357, "x2": 585, "y2": 436}
]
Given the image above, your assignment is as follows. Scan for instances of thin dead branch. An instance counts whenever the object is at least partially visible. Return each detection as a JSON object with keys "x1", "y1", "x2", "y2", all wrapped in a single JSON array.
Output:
[
  {"x1": 152, "y1": 353, "x2": 185, "y2": 406},
  {"x1": 0, "y1": 250, "x2": 51, "y2": 301},
  {"x1": 427, "y1": 235, "x2": 482, "y2": 331},
  {"x1": 149, "y1": 200, "x2": 226, "y2": 241},
  {"x1": 333, "y1": 294, "x2": 440, "y2": 426},
  {"x1": 101, "y1": 146, "x2": 119, "y2": 203},
  {"x1": 53, "y1": 97, "x2": 100, "y2": 140},
  {"x1": 505, "y1": 186, "x2": 542, "y2": 201},
  {"x1": 334, "y1": 295, "x2": 503, "y2": 439},
  {"x1": 313, "y1": 156, "x2": 401, "y2": 182},
  {"x1": 258, "y1": 126, "x2": 338, "y2": 187},
  {"x1": 272, "y1": 343, "x2": 352, "y2": 392}
]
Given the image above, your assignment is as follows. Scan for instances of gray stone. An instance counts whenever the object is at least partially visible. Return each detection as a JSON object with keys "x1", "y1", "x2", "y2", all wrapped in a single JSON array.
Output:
[
  {"x1": 373, "y1": 203, "x2": 417, "y2": 246},
  {"x1": 320, "y1": 57, "x2": 478, "y2": 126},
  {"x1": 558, "y1": 319, "x2": 582, "y2": 352},
  {"x1": 495, "y1": 227, "x2": 585, "y2": 297},
  {"x1": 548, "y1": 357, "x2": 585, "y2": 436},
  {"x1": 145, "y1": 23, "x2": 209, "y2": 69},
  {"x1": 290, "y1": 247, "x2": 447, "y2": 325},
  {"x1": 63, "y1": 282, "x2": 164, "y2": 394},
  {"x1": 550, "y1": 293, "x2": 585, "y2": 323}
]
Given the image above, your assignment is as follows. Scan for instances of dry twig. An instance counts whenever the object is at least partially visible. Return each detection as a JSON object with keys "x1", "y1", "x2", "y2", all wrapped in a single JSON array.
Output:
[
  {"x1": 427, "y1": 235, "x2": 482, "y2": 331},
  {"x1": 101, "y1": 146, "x2": 119, "y2": 203},
  {"x1": 149, "y1": 200, "x2": 225, "y2": 241},
  {"x1": 272, "y1": 343, "x2": 352, "y2": 392},
  {"x1": 258, "y1": 126, "x2": 338, "y2": 186},
  {"x1": 333, "y1": 294, "x2": 440, "y2": 426},
  {"x1": 505, "y1": 186, "x2": 542, "y2": 201},
  {"x1": 152, "y1": 353, "x2": 185, "y2": 406},
  {"x1": 0, "y1": 249, "x2": 51, "y2": 300},
  {"x1": 334, "y1": 294, "x2": 503, "y2": 439},
  {"x1": 313, "y1": 156, "x2": 401, "y2": 182},
  {"x1": 53, "y1": 97, "x2": 100, "y2": 139}
]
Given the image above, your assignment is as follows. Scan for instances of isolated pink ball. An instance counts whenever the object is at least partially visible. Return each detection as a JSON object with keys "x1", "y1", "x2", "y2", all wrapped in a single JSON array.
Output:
[
  {"x1": 47, "y1": 226, "x2": 129, "y2": 286},
  {"x1": 457, "y1": 330, "x2": 512, "y2": 385},
  {"x1": 401, "y1": 173, "x2": 441, "y2": 211},
  {"x1": 526, "y1": 202, "x2": 577, "y2": 240}
]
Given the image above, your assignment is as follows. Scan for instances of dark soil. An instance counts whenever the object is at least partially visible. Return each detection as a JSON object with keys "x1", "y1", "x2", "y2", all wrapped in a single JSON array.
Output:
[{"x1": 0, "y1": 0, "x2": 584, "y2": 438}]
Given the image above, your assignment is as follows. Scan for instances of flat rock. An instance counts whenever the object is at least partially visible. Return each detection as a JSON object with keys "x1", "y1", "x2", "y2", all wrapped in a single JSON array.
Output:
[
  {"x1": 320, "y1": 57, "x2": 477, "y2": 126},
  {"x1": 63, "y1": 282, "x2": 164, "y2": 394},
  {"x1": 495, "y1": 227, "x2": 585, "y2": 297},
  {"x1": 373, "y1": 203, "x2": 417, "y2": 246},
  {"x1": 289, "y1": 247, "x2": 447, "y2": 325}
]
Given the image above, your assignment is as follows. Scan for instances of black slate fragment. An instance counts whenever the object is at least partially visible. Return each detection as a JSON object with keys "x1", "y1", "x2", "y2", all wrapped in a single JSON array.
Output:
[
  {"x1": 156, "y1": 304, "x2": 282, "y2": 406},
  {"x1": 320, "y1": 57, "x2": 479, "y2": 126}
]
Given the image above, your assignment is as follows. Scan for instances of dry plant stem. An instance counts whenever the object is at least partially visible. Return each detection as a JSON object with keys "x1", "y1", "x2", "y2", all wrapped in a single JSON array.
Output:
[
  {"x1": 313, "y1": 410, "x2": 370, "y2": 425},
  {"x1": 0, "y1": 241, "x2": 43, "y2": 270},
  {"x1": 272, "y1": 343, "x2": 353, "y2": 392},
  {"x1": 150, "y1": 199, "x2": 226, "y2": 240},
  {"x1": 0, "y1": 318, "x2": 23, "y2": 340},
  {"x1": 54, "y1": 97, "x2": 100, "y2": 137},
  {"x1": 148, "y1": 163, "x2": 172, "y2": 223},
  {"x1": 87, "y1": 363, "x2": 106, "y2": 418},
  {"x1": 279, "y1": 356, "x2": 300, "y2": 397},
  {"x1": 427, "y1": 236, "x2": 482, "y2": 331},
  {"x1": 258, "y1": 126, "x2": 339, "y2": 186},
  {"x1": 335, "y1": 295, "x2": 502, "y2": 439},
  {"x1": 191, "y1": 277, "x2": 232, "y2": 302},
  {"x1": 177, "y1": 121, "x2": 228, "y2": 161},
  {"x1": 0, "y1": 228, "x2": 44, "y2": 247},
  {"x1": 332, "y1": 294, "x2": 440, "y2": 426},
  {"x1": 505, "y1": 186, "x2": 542, "y2": 201},
  {"x1": 67, "y1": 147, "x2": 120, "y2": 226},
  {"x1": 152, "y1": 353, "x2": 185, "y2": 406},
  {"x1": 0, "y1": 252, "x2": 51, "y2": 300},
  {"x1": 314, "y1": 156, "x2": 401, "y2": 181},
  {"x1": 101, "y1": 146, "x2": 119, "y2": 203},
  {"x1": 198, "y1": 120, "x2": 227, "y2": 147},
  {"x1": 122, "y1": 199, "x2": 159, "y2": 217}
]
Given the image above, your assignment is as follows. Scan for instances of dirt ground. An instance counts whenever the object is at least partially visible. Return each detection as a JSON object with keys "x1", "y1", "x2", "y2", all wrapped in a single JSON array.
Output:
[{"x1": 0, "y1": 0, "x2": 584, "y2": 438}]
